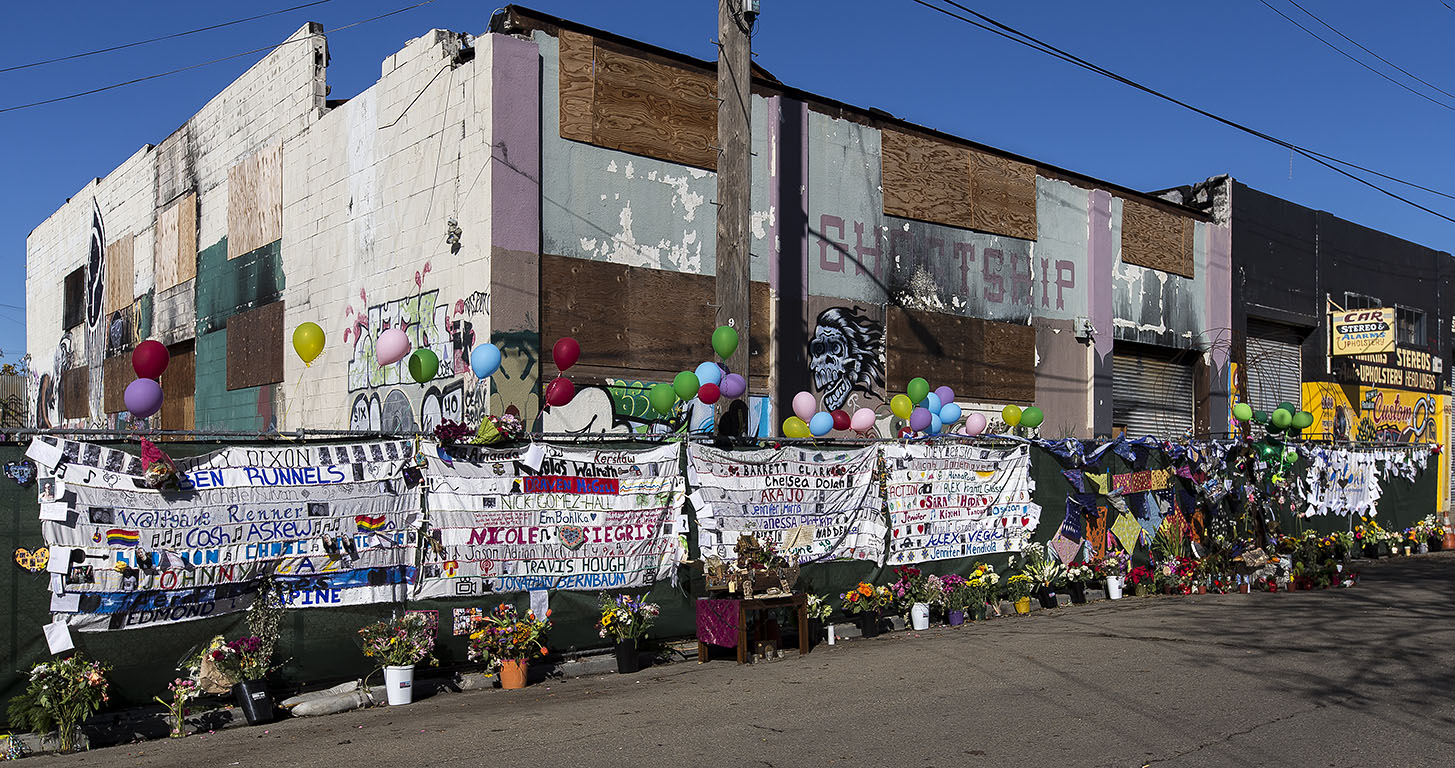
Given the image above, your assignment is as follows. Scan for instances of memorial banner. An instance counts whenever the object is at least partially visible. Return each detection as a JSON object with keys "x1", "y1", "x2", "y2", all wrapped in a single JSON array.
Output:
[
  {"x1": 883, "y1": 443, "x2": 1040, "y2": 564},
  {"x1": 688, "y1": 444, "x2": 884, "y2": 565},
  {"x1": 1303, "y1": 448, "x2": 1382, "y2": 516},
  {"x1": 417, "y1": 443, "x2": 687, "y2": 597}
]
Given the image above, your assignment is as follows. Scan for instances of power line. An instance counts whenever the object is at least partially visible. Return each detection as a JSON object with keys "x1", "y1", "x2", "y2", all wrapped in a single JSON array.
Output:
[
  {"x1": 0, "y1": 1, "x2": 335, "y2": 74},
  {"x1": 1256, "y1": 0, "x2": 1455, "y2": 112},
  {"x1": 0, "y1": 0, "x2": 439, "y2": 115},
  {"x1": 1283, "y1": 0, "x2": 1455, "y2": 102},
  {"x1": 907, "y1": 0, "x2": 1455, "y2": 224}
]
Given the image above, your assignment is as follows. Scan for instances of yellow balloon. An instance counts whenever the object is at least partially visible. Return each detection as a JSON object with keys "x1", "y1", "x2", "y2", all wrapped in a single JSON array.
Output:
[
  {"x1": 890, "y1": 394, "x2": 914, "y2": 420},
  {"x1": 783, "y1": 416, "x2": 810, "y2": 438},
  {"x1": 1001, "y1": 404, "x2": 1022, "y2": 428},
  {"x1": 293, "y1": 322, "x2": 326, "y2": 366}
]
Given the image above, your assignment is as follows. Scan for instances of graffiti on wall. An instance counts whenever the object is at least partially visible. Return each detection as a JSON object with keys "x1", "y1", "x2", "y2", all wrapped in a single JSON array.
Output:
[
  {"x1": 344, "y1": 285, "x2": 452, "y2": 392},
  {"x1": 809, "y1": 306, "x2": 884, "y2": 411},
  {"x1": 543, "y1": 378, "x2": 771, "y2": 437},
  {"x1": 489, "y1": 330, "x2": 540, "y2": 432},
  {"x1": 86, "y1": 202, "x2": 105, "y2": 330}
]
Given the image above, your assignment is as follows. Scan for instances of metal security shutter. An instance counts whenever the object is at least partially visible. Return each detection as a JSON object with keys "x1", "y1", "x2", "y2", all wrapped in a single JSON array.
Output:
[
  {"x1": 1113, "y1": 351, "x2": 1194, "y2": 438},
  {"x1": 1246, "y1": 320, "x2": 1304, "y2": 412}
]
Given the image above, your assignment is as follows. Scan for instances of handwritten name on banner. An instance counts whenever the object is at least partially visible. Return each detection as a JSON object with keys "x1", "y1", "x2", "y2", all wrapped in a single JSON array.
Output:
[
  {"x1": 688, "y1": 444, "x2": 885, "y2": 565},
  {"x1": 883, "y1": 444, "x2": 1041, "y2": 564},
  {"x1": 416, "y1": 443, "x2": 687, "y2": 597},
  {"x1": 1110, "y1": 469, "x2": 1171, "y2": 495}
]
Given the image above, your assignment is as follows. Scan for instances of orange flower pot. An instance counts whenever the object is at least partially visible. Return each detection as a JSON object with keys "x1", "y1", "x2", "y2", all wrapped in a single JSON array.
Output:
[{"x1": 499, "y1": 659, "x2": 528, "y2": 690}]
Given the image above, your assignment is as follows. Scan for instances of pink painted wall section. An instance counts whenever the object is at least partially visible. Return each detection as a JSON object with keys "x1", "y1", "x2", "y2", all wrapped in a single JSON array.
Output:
[
  {"x1": 491, "y1": 33, "x2": 541, "y2": 256},
  {"x1": 1087, "y1": 189, "x2": 1115, "y2": 364}
]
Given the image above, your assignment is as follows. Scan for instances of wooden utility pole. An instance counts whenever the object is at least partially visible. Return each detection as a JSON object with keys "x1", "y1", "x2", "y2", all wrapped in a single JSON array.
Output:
[{"x1": 716, "y1": 0, "x2": 752, "y2": 435}]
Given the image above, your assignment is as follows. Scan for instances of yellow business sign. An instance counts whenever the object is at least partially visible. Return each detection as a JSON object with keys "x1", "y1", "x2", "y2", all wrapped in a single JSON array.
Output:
[
  {"x1": 1303, "y1": 381, "x2": 1446, "y2": 506},
  {"x1": 1330, "y1": 308, "x2": 1394, "y2": 356}
]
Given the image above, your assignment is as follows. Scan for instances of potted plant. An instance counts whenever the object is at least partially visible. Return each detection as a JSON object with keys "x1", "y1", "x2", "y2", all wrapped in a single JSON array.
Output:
[
  {"x1": 210, "y1": 636, "x2": 275, "y2": 724},
  {"x1": 1093, "y1": 551, "x2": 1131, "y2": 600},
  {"x1": 1006, "y1": 574, "x2": 1035, "y2": 614},
  {"x1": 1064, "y1": 564, "x2": 1094, "y2": 604},
  {"x1": 1128, "y1": 565, "x2": 1155, "y2": 596},
  {"x1": 153, "y1": 678, "x2": 198, "y2": 738},
  {"x1": 6, "y1": 654, "x2": 110, "y2": 753},
  {"x1": 890, "y1": 567, "x2": 935, "y2": 630},
  {"x1": 940, "y1": 574, "x2": 971, "y2": 625},
  {"x1": 806, "y1": 594, "x2": 835, "y2": 643},
  {"x1": 1018, "y1": 543, "x2": 1066, "y2": 609},
  {"x1": 469, "y1": 603, "x2": 551, "y2": 689},
  {"x1": 840, "y1": 582, "x2": 893, "y2": 638},
  {"x1": 596, "y1": 593, "x2": 660, "y2": 673},
  {"x1": 359, "y1": 613, "x2": 438, "y2": 705},
  {"x1": 966, "y1": 564, "x2": 999, "y2": 620}
]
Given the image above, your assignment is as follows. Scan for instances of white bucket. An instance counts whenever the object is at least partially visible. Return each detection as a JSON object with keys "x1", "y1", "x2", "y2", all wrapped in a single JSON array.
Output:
[
  {"x1": 910, "y1": 602, "x2": 930, "y2": 630},
  {"x1": 384, "y1": 665, "x2": 414, "y2": 706},
  {"x1": 1105, "y1": 576, "x2": 1124, "y2": 600}
]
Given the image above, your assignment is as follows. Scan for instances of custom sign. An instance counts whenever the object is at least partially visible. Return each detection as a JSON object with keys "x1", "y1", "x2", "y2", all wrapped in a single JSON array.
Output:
[
  {"x1": 689, "y1": 444, "x2": 884, "y2": 565},
  {"x1": 1330, "y1": 308, "x2": 1394, "y2": 356},
  {"x1": 1110, "y1": 469, "x2": 1171, "y2": 495},
  {"x1": 883, "y1": 444, "x2": 1041, "y2": 564}
]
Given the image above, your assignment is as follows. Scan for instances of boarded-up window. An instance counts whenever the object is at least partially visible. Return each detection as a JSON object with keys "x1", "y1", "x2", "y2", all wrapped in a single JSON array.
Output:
[
  {"x1": 102, "y1": 357, "x2": 130, "y2": 414},
  {"x1": 104, "y1": 234, "x2": 134, "y2": 314},
  {"x1": 227, "y1": 144, "x2": 283, "y2": 259},
  {"x1": 881, "y1": 129, "x2": 1037, "y2": 241},
  {"x1": 60, "y1": 368, "x2": 90, "y2": 420},
  {"x1": 1121, "y1": 198, "x2": 1195, "y2": 278},
  {"x1": 160, "y1": 341, "x2": 195, "y2": 430},
  {"x1": 226, "y1": 301, "x2": 285, "y2": 390},
  {"x1": 886, "y1": 308, "x2": 1035, "y2": 403},
  {"x1": 63, "y1": 267, "x2": 86, "y2": 330},
  {"x1": 155, "y1": 193, "x2": 197, "y2": 291},
  {"x1": 541, "y1": 255, "x2": 771, "y2": 389},
  {"x1": 558, "y1": 32, "x2": 718, "y2": 170}
]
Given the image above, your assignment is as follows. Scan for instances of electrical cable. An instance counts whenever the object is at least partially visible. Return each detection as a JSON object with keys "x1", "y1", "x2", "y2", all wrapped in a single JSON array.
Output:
[
  {"x1": 1283, "y1": 0, "x2": 1455, "y2": 102},
  {"x1": 0, "y1": 0, "x2": 438, "y2": 115}
]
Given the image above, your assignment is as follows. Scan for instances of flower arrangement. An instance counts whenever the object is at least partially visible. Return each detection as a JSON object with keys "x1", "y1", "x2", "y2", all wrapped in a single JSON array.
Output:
[
  {"x1": 1091, "y1": 551, "x2": 1131, "y2": 580},
  {"x1": 1005, "y1": 574, "x2": 1035, "y2": 602},
  {"x1": 1065, "y1": 564, "x2": 1095, "y2": 583},
  {"x1": 596, "y1": 594, "x2": 661, "y2": 642},
  {"x1": 359, "y1": 613, "x2": 438, "y2": 668},
  {"x1": 474, "y1": 413, "x2": 525, "y2": 444},
  {"x1": 432, "y1": 419, "x2": 475, "y2": 444},
  {"x1": 889, "y1": 566, "x2": 934, "y2": 605},
  {"x1": 6, "y1": 654, "x2": 110, "y2": 753},
  {"x1": 153, "y1": 678, "x2": 198, "y2": 738},
  {"x1": 468, "y1": 603, "x2": 551, "y2": 672},
  {"x1": 941, "y1": 574, "x2": 978, "y2": 611},
  {"x1": 736, "y1": 534, "x2": 790, "y2": 570},
  {"x1": 1127, "y1": 565, "x2": 1155, "y2": 590},
  {"x1": 806, "y1": 594, "x2": 834, "y2": 622},
  {"x1": 965, "y1": 563, "x2": 1000, "y2": 605},
  {"x1": 209, "y1": 636, "x2": 272, "y2": 682},
  {"x1": 1016, "y1": 543, "x2": 1067, "y2": 586},
  {"x1": 840, "y1": 582, "x2": 894, "y2": 615}
]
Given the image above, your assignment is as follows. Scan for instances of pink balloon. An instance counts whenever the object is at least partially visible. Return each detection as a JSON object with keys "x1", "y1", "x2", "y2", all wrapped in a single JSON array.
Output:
[
  {"x1": 719, "y1": 373, "x2": 747, "y2": 399},
  {"x1": 792, "y1": 391, "x2": 817, "y2": 423},
  {"x1": 377, "y1": 328, "x2": 412, "y2": 365},
  {"x1": 963, "y1": 412, "x2": 987, "y2": 436},
  {"x1": 850, "y1": 407, "x2": 876, "y2": 432},
  {"x1": 124, "y1": 379, "x2": 163, "y2": 420}
]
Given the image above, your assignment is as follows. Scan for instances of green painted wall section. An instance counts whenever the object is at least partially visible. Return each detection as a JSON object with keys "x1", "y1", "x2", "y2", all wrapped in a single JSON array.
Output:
[
  {"x1": 193, "y1": 328, "x2": 271, "y2": 431},
  {"x1": 194, "y1": 237, "x2": 283, "y2": 334}
]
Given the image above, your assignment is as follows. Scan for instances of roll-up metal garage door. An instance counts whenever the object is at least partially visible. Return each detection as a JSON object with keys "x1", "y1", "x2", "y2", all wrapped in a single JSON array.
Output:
[
  {"x1": 1113, "y1": 351, "x2": 1195, "y2": 438},
  {"x1": 1245, "y1": 320, "x2": 1304, "y2": 412}
]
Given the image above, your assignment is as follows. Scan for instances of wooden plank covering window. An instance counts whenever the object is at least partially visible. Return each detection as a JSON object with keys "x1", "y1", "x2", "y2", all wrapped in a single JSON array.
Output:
[
  {"x1": 540, "y1": 255, "x2": 770, "y2": 389},
  {"x1": 226, "y1": 301, "x2": 285, "y2": 390},
  {"x1": 159, "y1": 341, "x2": 195, "y2": 430},
  {"x1": 1121, "y1": 197, "x2": 1195, "y2": 278},
  {"x1": 102, "y1": 357, "x2": 130, "y2": 414},
  {"x1": 61, "y1": 368, "x2": 90, "y2": 420},
  {"x1": 155, "y1": 193, "x2": 197, "y2": 292},
  {"x1": 885, "y1": 307, "x2": 1035, "y2": 403},
  {"x1": 881, "y1": 129, "x2": 1038, "y2": 241},
  {"x1": 227, "y1": 144, "x2": 283, "y2": 259},
  {"x1": 968, "y1": 148, "x2": 1037, "y2": 241},
  {"x1": 558, "y1": 29, "x2": 596, "y2": 143},
  {"x1": 103, "y1": 234, "x2": 134, "y2": 314}
]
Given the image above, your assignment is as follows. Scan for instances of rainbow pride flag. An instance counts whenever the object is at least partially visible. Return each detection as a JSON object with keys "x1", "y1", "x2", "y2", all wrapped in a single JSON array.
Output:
[
  {"x1": 355, "y1": 515, "x2": 389, "y2": 533},
  {"x1": 106, "y1": 529, "x2": 140, "y2": 547}
]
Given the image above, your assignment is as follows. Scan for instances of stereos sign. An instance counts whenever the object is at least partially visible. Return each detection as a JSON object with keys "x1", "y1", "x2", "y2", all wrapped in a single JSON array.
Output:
[{"x1": 1330, "y1": 308, "x2": 1395, "y2": 356}]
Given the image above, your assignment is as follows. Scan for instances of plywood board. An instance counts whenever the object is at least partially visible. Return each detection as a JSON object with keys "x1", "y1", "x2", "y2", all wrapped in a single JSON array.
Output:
[
  {"x1": 558, "y1": 29, "x2": 596, "y2": 143},
  {"x1": 103, "y1": 234, "x2": 134, "y2": 314},
  {"x1": 1121, "y1": 197, "x2": 1194, "y2": 278},
  {"x1": 886, "y1": 307, "x2": 1034, "y2": 404},
  {"x1": 159, "y1": 341, "x2": 195, "y2": 430},
  {"x1": 977, "y1": 318, "x2": 1036, "y2": 402},
  {"x1": 60, "y1": 368, "x2": 90, "y2": 420},
  {"x1": 541, "y1": 255, "x2": 770, "y2": 389},
  {"x1": 155, "y1": 193, "x2": 197, "y2": 292},
  {"x1": 968, "y1": 149, "x2": 1037, "y2": 241},
  {"x1": 225, "y1": 301, "x2": 285, "y2": 390},
  {"x1": 881, "y1": 129, "x2": 973, "y2": 230},
  {"x1": 591, "y1": 42, "x2": 718, "y2": 170},
  {"x1": 102, "y1": 357, "x2": 130, "y2": 414},
  {"x1": 227, "y1": 144, "x2": 283, "y2": 260}
]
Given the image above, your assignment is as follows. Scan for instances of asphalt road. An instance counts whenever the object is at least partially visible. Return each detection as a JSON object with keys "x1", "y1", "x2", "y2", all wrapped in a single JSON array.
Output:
[{"x1": 33, "y1": 551, "x2": 1455, "y2": 768}]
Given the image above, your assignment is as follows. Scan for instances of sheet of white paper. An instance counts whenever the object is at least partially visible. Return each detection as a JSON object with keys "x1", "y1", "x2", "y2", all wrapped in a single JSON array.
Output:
[
  {"x1": 49, "y1": 593, "x2": 80, "y2": 613},
  {"x1": 528, "y1": 589, "x2": 549, "y2": 620},
  {"x1": 47, "y1": 547, "x2": 74, "y2": 574},
  {"x1": 26, "y1": 440, "x2": 63, "y2": 469},
  {"x1": 521, "y1": 443, "x2": 545, "y2": 472},
  {"x1": 687, "y1": 491, "x2": 707, "y2": 511},
  {"x1": 44, "y1": 619, "x2": 74, "y2": 655},
  {"x1": 686, "y1": 465, "x2": 701, "y2": 485},
  {"x1": 49, "y1": 574, "x2": 65, "y2": 596},
  {"x1": 39, "y1": 502, "x2": 70, "y2": 522}
]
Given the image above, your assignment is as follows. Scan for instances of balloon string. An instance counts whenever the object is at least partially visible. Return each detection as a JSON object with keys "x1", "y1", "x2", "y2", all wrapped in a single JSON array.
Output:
[{"x1": 275, "y1": 365, "x2": 309, "y2": 439}]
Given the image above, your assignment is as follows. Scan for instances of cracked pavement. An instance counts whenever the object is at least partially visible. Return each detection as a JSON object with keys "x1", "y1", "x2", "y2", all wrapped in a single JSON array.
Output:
[{"x1": 31, "y1": 552, "x2": 1455, "y2": 767}]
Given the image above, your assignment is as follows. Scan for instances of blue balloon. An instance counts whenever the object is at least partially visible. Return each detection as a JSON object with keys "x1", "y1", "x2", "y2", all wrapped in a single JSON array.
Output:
[
  {"x1": 924, "y1": 392, "x2": 942, "y2": 414},
  {"x1": 939, "y1": 402, "x2": 962, "y2": 425},
  {"x1": 809, "y1": 411, "x2": 834, "y2": 437},
  {"x1": 470, "y1": 344, "x2": 502, "y2": 379},
  {"x1": 695, "y1": 361, "x2": 723, "y2": 387},
  {"x1": 930, "y1": 414, "x2": 943, "y2": 434}
]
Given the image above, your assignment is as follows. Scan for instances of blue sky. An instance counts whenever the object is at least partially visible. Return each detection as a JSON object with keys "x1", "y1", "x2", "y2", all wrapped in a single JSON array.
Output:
[{"x1": 4, "y1": 0, "x2": 1453, "y2": 362}]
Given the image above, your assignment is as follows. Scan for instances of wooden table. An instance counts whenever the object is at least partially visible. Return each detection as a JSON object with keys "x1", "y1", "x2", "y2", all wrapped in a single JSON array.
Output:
[{"x1": 696, "y1": 593, "x2": 809, "y2": 664}]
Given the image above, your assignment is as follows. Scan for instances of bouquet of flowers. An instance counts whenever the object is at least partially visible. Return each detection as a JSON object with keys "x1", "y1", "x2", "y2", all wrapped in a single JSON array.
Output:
[
  {"x1": 432, "y1": 419, "x2": 475, "y2": 445},
  {"x1": 840, "y1": 582, "x2": 894, "y2": 615},
  {"x1": 1091, "y1": 551, "x2": 1132, "y2": 580},
  {"x1": 1127, "y1": 565, "x2": 1156, "y2": 590},
  {"x1": 358, "y1": 613, "x2": 438, "y2": 667},
  {"x1": 966, "y1": 563, "x2": 999, "y2": 605},
  {"x1": 941, "y1": 574, "x2": 977, "y2": 612},
  {"x1": 1016, "y1": 543, "x2": 1066, "y2": 586},
  {"x1": 6, "y1": 654, "x2": 110, "y2": 753},
  {"x1": 1065, "y1": 564, "x2": 1096, "y2": 583},
  {"x1": 208, "y1": 636, "x2": 273, "y2": 682},
  {"x1": 889, "y1": 566, "x2": 934, "y2": 606},
  {"x1": 153, "y1": 678, "x2": 199, "y2": 738},
  {"x1": 1005, "y1": 574, "x2": 1035, "y2": 602},
  {"x1": 474, "y1": 413, "x2": 524, "y2": 444},
  {"x1": 597, "y1": 594, "x2": 661, "y2": 642},
  {"x1": 806, "y1": 594, "x2": 834, "y2": 622},
  {"x1": 468, "y1": 603, "x2": 551, "y2": 672}
]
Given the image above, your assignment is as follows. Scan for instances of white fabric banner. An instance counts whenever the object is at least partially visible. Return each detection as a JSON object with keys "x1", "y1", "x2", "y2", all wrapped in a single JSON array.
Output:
[
  {"x1": 1303, "y1": 448, "x2": 1382, "y2": 516},
  {"x1": 883, "y1": 443, "x2": 1041, "y2": 564}
]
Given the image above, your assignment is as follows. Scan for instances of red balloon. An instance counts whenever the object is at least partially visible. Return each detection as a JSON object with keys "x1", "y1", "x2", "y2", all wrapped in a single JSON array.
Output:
[
  {"x1": 545, "y1": 376, "x2": 575, "y2": 407},
  {"x1": 830, "y1": 409, "x2": 851, "y2": 431},
  {"x1": 553, "y1": 337, "x2": 581, "y2": 372},
  {"x1": 132, "y1": 340, "x2": 170, "y2": 380},
  {"x1": 698, "y1": 382, "x2": 721, "y2": 405}
]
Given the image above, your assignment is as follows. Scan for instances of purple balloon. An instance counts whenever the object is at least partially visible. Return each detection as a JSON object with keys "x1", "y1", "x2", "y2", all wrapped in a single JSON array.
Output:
[
  {"x1": 934, "y1": 385, "x2": 954, "y2": 406},
  {"x1": 909, "y1": 406, "x2": 932, "y2": 432},
  {"x1": 124, "y1": 378, "x2": 164, "y2": 419},
  {"x1": 719, "y1": 373, "x2": 747, "y2": 399}
]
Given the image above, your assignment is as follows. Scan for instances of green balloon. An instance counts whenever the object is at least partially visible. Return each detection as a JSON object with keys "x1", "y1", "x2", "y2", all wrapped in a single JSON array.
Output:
[
  {"x1": 1267, "y1": 421, "x2": 1286, "y2": 435},
  {"x1": 907, "y1": 377, "x2": 930, "y2": 405},
  {"x1": 1020, "y1": 406, "x2": 1044, "y2": 428},
  {"x1": 1277, "y1": 402, "x2": 1297, "y2": 415},
  {"x1": 1292, "y1": 410, "x2": 1314, "y2": 430},
  {"x1": 1253, "y1": 410, "x2": 1269, "y2": 425},
  {"x1": 648, "y1": 383, "x2": 678, "y2": 416},
  {"x1": 408, "y1": 348, "x2": 439, "y2": 383},
  {"x1": 712, "y1": 325, "x2": 739, "y2": 359},
  {"x1": 1232, "y1": 403, "x2": 1253, "y2": 422},
  {"x1": 673, "y1": 371, "x2": 700, "y2": 401},
  {"x1": 1270, "y1": 408, "x2": 1292, "y2": 429}
]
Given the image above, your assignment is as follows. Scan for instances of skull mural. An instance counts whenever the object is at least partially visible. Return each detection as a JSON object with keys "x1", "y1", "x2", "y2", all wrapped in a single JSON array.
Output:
[{"x1": 808, "y1": 306, "x2": 885, "y2": 411}]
